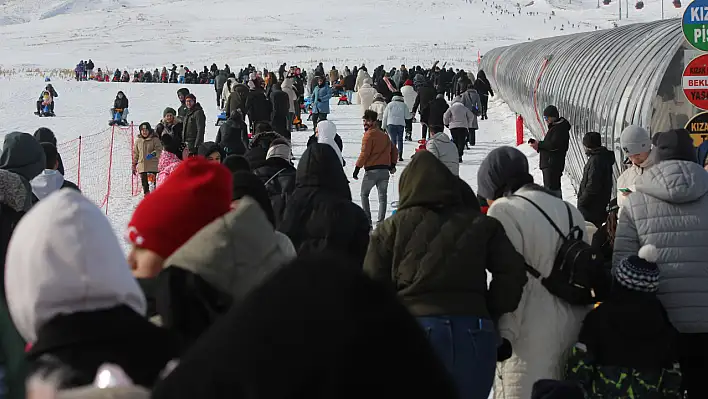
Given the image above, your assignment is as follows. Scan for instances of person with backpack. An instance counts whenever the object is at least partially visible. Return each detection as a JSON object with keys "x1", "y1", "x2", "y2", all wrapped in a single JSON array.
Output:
[{"x1": 477, "y1": 146, "x2": 592, "y2": 399}]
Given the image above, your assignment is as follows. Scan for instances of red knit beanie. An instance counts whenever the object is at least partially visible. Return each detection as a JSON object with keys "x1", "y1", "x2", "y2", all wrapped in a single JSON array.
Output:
[
  {"x1": 404, "y1": 79, "x2": 413, "y2": 86},
  {"x1": 127, "y1": 157, "x2": 232, "y2": 259}
]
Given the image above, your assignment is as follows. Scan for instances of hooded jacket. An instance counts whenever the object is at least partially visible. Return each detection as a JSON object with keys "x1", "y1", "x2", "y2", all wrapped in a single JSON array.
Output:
[
  {"x1": 33, "y1": 128, "x2": 64, "y2": 175},
  {"x1": 364, "y1": 151, "x2": 527, "y2": 319},
  {"x1": 182, "y1": 103, "x2": 206, "y2": 153},
  {"x1": 281, "y1": 79, "x2": 298, "y2": 114},
  {"x1": 30, "y1": 170, "x2": 79, "y2": 200},
  {"x1": 225, "y1": 84, "x2": 249, "y2": 117},
  {"x1": 354, "y1": 69, "x2": 372, "y2": 92},
  {"x1": 613, "y1": 160, "x2": 708, "y2": 333},
  {"x1": 0, "y1": 132, "x2": 46, "y2": 200},
  {"x1": 369, "y1": 95, "x2": 387, "y2": 121},
  {"x1": 411, "y1": 83, "x2": 436, "y2": 117},
  {"x1": 245, "y1": 132, "x2": 285, "y2": 169},
  {"x1": 253, "y1": 154, "x2": 296, "y2": 228},
  {"x1": 151, "y1": 255, "x2": 458, "y2": 399},
  {"x1": 278, "y1": 144, "x2": 370, "y2": 266},
  {"x1": 316, "y1": 120, "x2": 344, "y2": 166},
  {"x1": 214, "y1": 71, "x2": 227, "y2": 92},
  {"x1": 5, "y1": 190, "x2": 177, "y2": 388},
  {"x1": 310, "y1": 82, "x2": 332, "y2": 114},
  {"x1": 538, "y1": 118, "x2": 571, "y2": 171},
  {"x1": 113, "y1": 92, "x2": 128, "y2": 110},
  {"x1": 356, "y1": 82, "x2": 378, "y2": 116},
  {"x1": 382, "y1": 96, "x2": 411, "y2": 127},
  {"x1": 157, "y1": 197, "x2": 296, "y2": 351},
  {"x1": 220, "y1": 77, "x2": 238, "y2": 110},
  {"x1": 426, "y1": 132, "x2": 459, "y2": 176},
  {"x1": 246, "y1": 88, "x2": 273, "y2": 123},
  {"x1": 132, "y1": 132, "x2": 162, "y2": 174},
  {"x1": 488, "y1": 186, "x2": 591, "y2": 399},
  {"x1": 426, "y1": 96, "x2": 449, "y2": 128},
  {"x1": 270, "y1": 84, "x2": 291, "y2": 122},
  {"x1": 157, "y1": 150, "x2": 180, "y2": 187},
  {"x1": 577, "y1": 146, "x2": 615, "y2": 226},
  {"x1": 443, "y1": 100, "x2": 477, "y2": 130},
  {"x1": 216, "y1": 116, "x2": 248, "y2": 156}
]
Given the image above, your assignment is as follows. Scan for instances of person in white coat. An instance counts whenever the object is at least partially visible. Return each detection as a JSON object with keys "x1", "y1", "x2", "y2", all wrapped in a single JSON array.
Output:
[
  {"x1": 369, "y1": 94, "x2": 387, "y2": 126},
  {"x1": 382, "y1": 93, "x2": 410, "y2": 161},
  {"x1": 281, "y1": 78, "x2": 299, "y2": 132},
  {"x1": 5, "y1": 190, "x2": 179, "y2": 388},
  {"x1": 477, "y1": 146, "x2": 591, "y2": 399},
  {"x1": 401, "y1": 80, "x2": 417, "y2": 140},
  {"x1": 443, "y1": 99, "x2": 477, "y2": 162},
  {"x1": 616, "y1": 125, "x2": 654, "y2": 219},
  {"x1": 220, "y1": 77, "x2": 238, "y2": 111},
  {"x1": 355, "y1": 68, "x2": 372, "y2": 92},
  {"x1": 426, "y1": 126, "x2": 459, "y2": 175},
  {"x1": 357, "y1": 80, "x2": 378, "y2": 118}
]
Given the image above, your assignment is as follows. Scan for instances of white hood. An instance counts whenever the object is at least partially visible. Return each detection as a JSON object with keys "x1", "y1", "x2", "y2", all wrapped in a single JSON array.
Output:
[
  {"x1": 6, "y1": 190, "x2": 146, "y2": 343},
  {"x1": 30, "y1": 169, "x2": 65, "y2": 201},
  {"x1": 316, "y1": 120, "x2": 344, "y2": 166}
]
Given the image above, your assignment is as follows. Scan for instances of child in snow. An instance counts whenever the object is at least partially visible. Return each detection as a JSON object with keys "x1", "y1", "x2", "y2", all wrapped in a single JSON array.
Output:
[
  {"x1": 157, "y1": 134, "x2": 186, "y2": 187},
  {"x1": 133, "y1": 122, "x2": 162, "y2": 195},
  {"x1": 565, "y1": 244, "x2": 682, "y2": 398}
]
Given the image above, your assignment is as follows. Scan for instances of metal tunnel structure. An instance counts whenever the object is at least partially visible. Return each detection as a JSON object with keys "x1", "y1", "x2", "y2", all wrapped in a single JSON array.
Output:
[{"x1": 480, "y1": 18, "x2": 698, "y2": 187}]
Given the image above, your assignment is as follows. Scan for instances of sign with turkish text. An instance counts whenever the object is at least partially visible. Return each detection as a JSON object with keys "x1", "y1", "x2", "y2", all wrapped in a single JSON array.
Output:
[
  {"x1": 683, "y1": 54, "x2": 708, "y2": 110},
  {"x1": 683, "y1": 1, "x2": 708, "y2": 51},
  {"x1": 684, "y1": 112, "x2": 708, "y2": 146}
]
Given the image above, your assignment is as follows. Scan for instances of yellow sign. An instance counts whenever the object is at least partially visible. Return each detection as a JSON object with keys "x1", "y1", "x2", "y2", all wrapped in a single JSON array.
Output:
[{"x1": 684, "y1": 112, "x2": 708, "y2": 146}]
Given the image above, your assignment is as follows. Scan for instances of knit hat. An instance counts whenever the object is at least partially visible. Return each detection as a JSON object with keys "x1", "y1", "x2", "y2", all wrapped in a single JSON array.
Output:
[
  {"x1": 653, "y1": 129, "x2": 697, "y2": 163},
  {"x1": 582, "y1": 131, "x2": 602, "y2": 149},
  {"x1": 177, "y1": 88, "x2": 190, "y2": 97},
  {"x1": 477, "y1": 146, "x2": 534, "y2": 200},
  {"x1": 266, "y1": 142, "x2": 292, "y2": 162},
  {"x1": 612, "y1": 244, "x2": 660, "y2": 293},
  {"x1": 163, "y1": 107, "x2": 176, "y2": 117},
  {"x1": 404, "y1": 79, "x2": 413, "y2": 86},
  {"x1": 620, "y1": 125, "x2": 651, "y2": 156},
  {"x1": 542, "y1": 105, "x2": 559, "y2": 119},
  {"x1": 127, "y1": 157, "x2": 232, "y2": 259},
  {"x1": 185, "y1": 93, "x2": 196, "y2": 102}
]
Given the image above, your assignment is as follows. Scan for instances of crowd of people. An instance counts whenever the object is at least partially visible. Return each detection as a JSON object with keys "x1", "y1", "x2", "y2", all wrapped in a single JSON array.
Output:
[{"x1": 5, "y1": 59, "x2": 708, "y2": 399}]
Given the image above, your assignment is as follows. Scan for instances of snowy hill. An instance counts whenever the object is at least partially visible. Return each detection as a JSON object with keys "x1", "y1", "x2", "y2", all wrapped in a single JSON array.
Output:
[{"x1": 0, "y1": 0, "x2": 684, "y2": 244}]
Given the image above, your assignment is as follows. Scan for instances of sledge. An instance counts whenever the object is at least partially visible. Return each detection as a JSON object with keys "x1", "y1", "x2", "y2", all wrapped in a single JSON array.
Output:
[
  {"x1": 109, "y1": 120, "x2": 129, "y2": 127},
  {"x1": 215, "y1": 111, "x2": 227, "y2": 126},
  {"x1": 415, "y1": 139, "x2": 427, "y2": 154},
  {"x1": 34, "y1": 111, "x2": 55, "y2": 117},
  {"x1": 337, "y1": 95, "x2": 350, "y2": 105},
  {"x1": 293, "y1": 114, "x2": 308, "y2": 131}
]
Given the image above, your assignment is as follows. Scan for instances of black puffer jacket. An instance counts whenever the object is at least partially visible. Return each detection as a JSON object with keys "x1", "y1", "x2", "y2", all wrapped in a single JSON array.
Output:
[
  {"x1": 577, "y1": 146, "x2": 616, "y2": 226},
  {"x1": 270, "y1": 86, "x2": 291, "y2": 136},
  {"x1": 216, "y1": 117, "x2": 248, "y2": 156},
  {"x1": 113, "y1": 92, "x2": 128, "y2": 110},
  {"x1": 278, "y1": 144, "x2": 370, "y2": 266},
  {"x1": 425, "y1": 96, "x2": 449, "y2": 128},
  {"x1": 538, "y1": 117, "x2": 571, "y2": 171},
  {"x1": 253, "y1": 157, "x2": 296, "y2": 228},
  {"x1": 363, "y1": 151, "x2": 527, "y2": 319},
  {"x1": 244, "y1": 132, "x2": 285, "y2": 169},
  {"x1": 412, "y1": 84, "x2": 436, "y2": 117}
]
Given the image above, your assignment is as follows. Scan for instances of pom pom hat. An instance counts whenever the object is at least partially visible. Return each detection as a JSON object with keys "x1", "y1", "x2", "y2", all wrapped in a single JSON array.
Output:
[
  {"x1": 127, "y1": 157, "x2": 232, "y2": 259},
  {"x1": 612, "y1": 244, "x2": 660, "y2": 293}
]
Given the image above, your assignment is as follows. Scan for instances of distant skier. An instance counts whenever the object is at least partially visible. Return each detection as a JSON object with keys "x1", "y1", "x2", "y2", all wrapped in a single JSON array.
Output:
[{"x1": 110, "y1": 91, "x2": 129, "y2": 126}]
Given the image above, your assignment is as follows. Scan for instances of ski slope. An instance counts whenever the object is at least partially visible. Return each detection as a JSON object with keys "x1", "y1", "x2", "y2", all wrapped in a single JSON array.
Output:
[{"x1": 0, "y1": 0, "x2": 681, "y2": 244}]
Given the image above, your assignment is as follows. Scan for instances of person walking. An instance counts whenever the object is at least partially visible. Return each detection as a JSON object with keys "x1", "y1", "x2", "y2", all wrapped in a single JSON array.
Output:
[
  {"x1": 354, "y1": 110, "x2": 398, "y2": 228},
  {"x1": 382, "y1": 93, "x2": 410, "y2": 161},
  {"x1": 444, "y1": 98, "x2": 477, "y2": 162},
  {"x1": 132, "y1": 122, "x2": 162, "y2": 195},
  {"x1": 310, "y1": 75, "x2": 332, "y2": 128},
  {"x1": 529, "y1": 105, "x2": 570, "y2": 198}
]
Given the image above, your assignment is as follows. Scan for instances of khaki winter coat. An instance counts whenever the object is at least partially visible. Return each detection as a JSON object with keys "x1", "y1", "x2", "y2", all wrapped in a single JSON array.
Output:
[
  {"x1": 133, "y1": 134, "x2": 162, "y2": 173},
  {"x1": 616, "y1": 154, "x2": 654, "y2": 219}
]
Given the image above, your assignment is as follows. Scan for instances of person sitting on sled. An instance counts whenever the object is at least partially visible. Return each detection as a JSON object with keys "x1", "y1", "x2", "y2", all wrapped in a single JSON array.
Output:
[
  {"x1": 35, "y1": 84, "x2": 57, "y2": 116},
  {"x1": 110, "y1": 91, "x2": 129, "y2": 125}
]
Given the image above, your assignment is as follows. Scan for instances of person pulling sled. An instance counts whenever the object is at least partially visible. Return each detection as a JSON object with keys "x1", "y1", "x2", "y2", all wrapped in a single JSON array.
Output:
[
  {"x1": 109, "y1": 91, "x2": 130, "y2": 126},
  {"x1": 35, "y1": 84, "x2": 58, "y2": 117}
]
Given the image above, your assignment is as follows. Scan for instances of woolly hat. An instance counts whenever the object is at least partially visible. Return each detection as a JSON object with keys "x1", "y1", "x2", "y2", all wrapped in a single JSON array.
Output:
[
  {"x1": 620, "y1": 125, "x2": 651, "y2": 156},
  {"x1": 653, "y1": 129, "x2": 697, "y2": 163},
  {"x1": 477, "y1": 146, "x2": 534, "y2": 200},
  {"x1": 404, "y1": 79, "x2": 413, "y2": 86},
  {"x1": 163, "y1": 107, "x2": 176, "y2": 117},
  {"x1": 127, "y1": 157, "x2": 232, "y2": 259},
  {"x1": 582, "y1": 132, "x2": 602, "y2": 149},
  {"x1": 185, "y1": 93, "x2": 196, "y2": 102},
  {"x1": 543, "y1": 105, "x2": 559, "y2": 119},
  {"x1": 612, "y1": 244, "x2": 661, "y2": 293}
]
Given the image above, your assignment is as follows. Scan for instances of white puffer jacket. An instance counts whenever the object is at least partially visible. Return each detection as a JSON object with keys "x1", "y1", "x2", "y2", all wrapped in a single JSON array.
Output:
[
  {"x1": 357, "y1": 83, "x2": 378, "y2": 117},
  {"x1": 426, "y1": 132, "x2": 459, "y2": 175},
  {"x1": 355, "y1": 69, "x2": 372, "y2": 92},
  {"x1": 220, "y1": 78, "x2": 238, "y2": 111},
  {"x1": 488, "y1": 186, "x2": 591, "y2": 399},
  {"x1": 616, "y1": 154, "x2": 654, "y2": 219},
  {"x1": 401, "y1": 85, "x2": 417, "y2": 112},
  {"x1": 369, "y1": 97, "x2": 387, "y2": 122},
  {"x1": 382, "y1": 96, "x2": 411, "y2": 127}
]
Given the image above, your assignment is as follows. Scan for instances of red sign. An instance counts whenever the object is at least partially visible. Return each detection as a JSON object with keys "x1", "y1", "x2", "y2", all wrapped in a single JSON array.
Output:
[{"x1": 683, "y1": 54, "x2": 708, "y2": 110}]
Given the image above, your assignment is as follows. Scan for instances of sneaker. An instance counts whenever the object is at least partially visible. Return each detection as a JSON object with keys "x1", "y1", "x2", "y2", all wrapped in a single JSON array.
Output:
[{"x1": 399, "y1": 156, "x2": 404, "y2": 162}]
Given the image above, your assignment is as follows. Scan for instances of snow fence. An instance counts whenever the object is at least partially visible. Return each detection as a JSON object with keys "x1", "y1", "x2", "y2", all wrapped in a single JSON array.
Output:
[
  {"x1": 480, "y1": 18, "x2": 697, "y2": 187},
  {"x1": 57, "y1": 123, "x2": 137, "y2": 216}
]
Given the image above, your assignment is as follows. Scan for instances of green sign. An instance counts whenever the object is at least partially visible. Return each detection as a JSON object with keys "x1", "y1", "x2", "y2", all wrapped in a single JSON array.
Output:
[{"x1": 684, "y1": 1, "x2": 708, "y2": 51}]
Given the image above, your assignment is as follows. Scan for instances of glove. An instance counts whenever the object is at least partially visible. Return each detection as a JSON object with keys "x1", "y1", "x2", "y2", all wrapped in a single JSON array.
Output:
[
  {"x1": 390, "y1": 165, "x2": 396, "y2": 175},
  {"x1": 497, "y1": 338, "x2": 512, "y2": 362},
  {"x1": 146, "y1": 151, "x2": 157, "y2": 160},
  {"x1": 353, "y1": 167, "x2": 360, "y2": 180}
]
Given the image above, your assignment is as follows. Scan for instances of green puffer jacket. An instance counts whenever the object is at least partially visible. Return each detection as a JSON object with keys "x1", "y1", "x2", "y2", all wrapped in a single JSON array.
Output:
[{"x1": 363, "y1": 151, "x2": 528, "y2": 319}]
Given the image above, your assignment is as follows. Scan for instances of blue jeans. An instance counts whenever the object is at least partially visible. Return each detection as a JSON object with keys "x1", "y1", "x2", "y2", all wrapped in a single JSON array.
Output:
[
  {"x1": 387, "y1": 125, "x2": 404, "y2": 159},
  {"x1": 346, "y1": 90, "x2": 354, "y2": 103},
  {"x1": 418, "y1": 316, "x2": 497, "y2": 399}
]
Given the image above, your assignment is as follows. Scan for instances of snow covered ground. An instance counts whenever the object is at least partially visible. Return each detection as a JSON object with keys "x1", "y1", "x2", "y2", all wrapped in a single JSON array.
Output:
[{"x1": 0, "y1": 0, "x2": 679, "y2": 242}]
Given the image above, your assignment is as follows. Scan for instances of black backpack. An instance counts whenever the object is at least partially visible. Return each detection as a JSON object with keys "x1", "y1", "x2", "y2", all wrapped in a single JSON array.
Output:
[{"x1": 513, "y1": 195, "x2": 599, "y2": 306}]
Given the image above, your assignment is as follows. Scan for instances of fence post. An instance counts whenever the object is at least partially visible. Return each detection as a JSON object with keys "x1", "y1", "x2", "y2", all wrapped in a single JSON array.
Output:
[
  {"x1": 104, "y1": 126, "x2": 116, "y2": 216},
  {"x1": 130, "y1": 124, "x2": 135, "y2": 196},
  {"x1": 77, "y1": 135, "x2": 82, "y2": 189}
]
